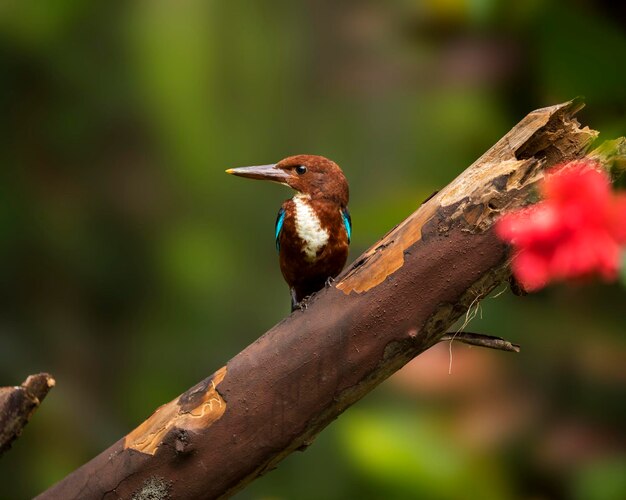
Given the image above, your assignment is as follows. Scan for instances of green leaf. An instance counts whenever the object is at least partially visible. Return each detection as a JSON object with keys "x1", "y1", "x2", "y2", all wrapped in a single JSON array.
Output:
[
  {"x1": 338, "y1": 409, "x2": 512, "y2": 500},
  {"x1": 572, "y1": 458, "x2": 626, "y2": 500}
]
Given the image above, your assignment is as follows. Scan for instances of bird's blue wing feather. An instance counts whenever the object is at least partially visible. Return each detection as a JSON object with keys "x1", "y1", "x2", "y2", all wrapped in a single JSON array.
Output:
[
  {"x1": 275, "y1": 207, "x2": 286, "y2": 252},
  {"x1": 341, "y1": 208, "x2": 352, "y2": 243}
]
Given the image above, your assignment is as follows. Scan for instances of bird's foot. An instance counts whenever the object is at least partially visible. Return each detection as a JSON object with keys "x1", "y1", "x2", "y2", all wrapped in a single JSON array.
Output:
[
  {"x1": 290, "y1": 288, "x2": 309, "y2": 311},
  {"x1": 296, "y1": 296, "x2": 310, "y2": 311},
  {"x1": 324, "y1": 276, "x2": 335, "y2": 288}
]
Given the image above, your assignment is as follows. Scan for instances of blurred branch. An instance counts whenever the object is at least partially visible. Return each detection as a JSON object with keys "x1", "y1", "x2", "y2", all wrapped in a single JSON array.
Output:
[
  {"x1": 0, "y1": 373, "x2": 55, "y2": 456},
  {"x1": 37, "y1": 101, "x2": 609, "y2": 499}
]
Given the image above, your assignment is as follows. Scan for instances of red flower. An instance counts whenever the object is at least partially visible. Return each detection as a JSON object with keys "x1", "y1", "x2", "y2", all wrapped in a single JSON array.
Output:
[{"x1": 495, "y1": 160, "x2": 626, "y2": 291}]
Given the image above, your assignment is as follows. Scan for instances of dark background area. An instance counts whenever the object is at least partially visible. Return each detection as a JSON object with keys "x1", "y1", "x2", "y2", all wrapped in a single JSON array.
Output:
[{"x1": 1, "y1": 1, "x2": 625, "y2": 498}]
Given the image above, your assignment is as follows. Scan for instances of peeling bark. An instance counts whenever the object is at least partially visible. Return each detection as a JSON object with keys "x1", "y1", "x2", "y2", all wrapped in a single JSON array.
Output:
[
  {"x1": 0, "y1": 373, "x2": 55, "y2": 456},
  {"x1": 37, "y1": 101, "x2": 605, "y2": 499}
]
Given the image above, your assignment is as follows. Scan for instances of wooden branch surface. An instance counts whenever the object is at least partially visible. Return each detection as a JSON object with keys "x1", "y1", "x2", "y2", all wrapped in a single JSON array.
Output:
[
  {"x1": 37, "y1": 101, "x2": 599, "y2": 499},
  {"x1": 0, "y1": 373, "x2": 55, "y2": 456}
]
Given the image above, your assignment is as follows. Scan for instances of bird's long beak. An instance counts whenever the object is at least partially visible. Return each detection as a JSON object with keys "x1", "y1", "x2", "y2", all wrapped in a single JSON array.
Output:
[{"x1": 225, "y1": 164, "x2": 290, "y2": 183}]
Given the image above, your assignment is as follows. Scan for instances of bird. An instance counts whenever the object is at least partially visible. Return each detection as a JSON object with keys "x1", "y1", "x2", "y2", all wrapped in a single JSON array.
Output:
[{"x1": 226, "y1": 155, "x2": 351, "y2": 311}]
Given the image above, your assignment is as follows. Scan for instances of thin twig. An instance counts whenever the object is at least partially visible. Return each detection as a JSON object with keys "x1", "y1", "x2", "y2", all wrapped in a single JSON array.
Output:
[{"x1": 440, "y1": 332, "x2": 520, "y2": 353}]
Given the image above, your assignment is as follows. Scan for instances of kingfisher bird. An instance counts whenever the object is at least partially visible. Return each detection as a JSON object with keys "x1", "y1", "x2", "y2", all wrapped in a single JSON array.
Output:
[{"x1": 227, "y1": 155, "x2": 351, "y2": 311}]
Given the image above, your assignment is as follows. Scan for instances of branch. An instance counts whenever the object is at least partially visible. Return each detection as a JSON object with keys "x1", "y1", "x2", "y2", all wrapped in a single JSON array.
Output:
[
  {"x1": 0, "y1": 373, "x2": 55, "y2": 456},
  {"x1": 439, "y1": 332, "x2": 520, "y2": 353},
  {"x1": 37, "y1": 100, "x2": 602, "y2": 499}
]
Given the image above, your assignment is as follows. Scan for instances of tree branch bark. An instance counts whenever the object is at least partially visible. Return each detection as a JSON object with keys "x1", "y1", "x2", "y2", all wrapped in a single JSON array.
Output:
[
  {"x1": 0, "y1": 373, "x2": 55, "y2": 456},
  {"x1": 37, "y1": 100, "x2": 605, "y2": 499}
]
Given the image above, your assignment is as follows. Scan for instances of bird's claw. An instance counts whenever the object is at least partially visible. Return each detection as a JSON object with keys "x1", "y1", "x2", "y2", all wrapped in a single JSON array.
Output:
[
  {"x1": 325, "y1": 276, "x2": 335, "y2": 288},
  {"x1": 290, "y1": 288, "x2": 311, "y2": 312}
]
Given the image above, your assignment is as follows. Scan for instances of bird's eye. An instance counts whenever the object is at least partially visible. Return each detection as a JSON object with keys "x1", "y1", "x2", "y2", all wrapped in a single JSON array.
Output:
[{"x1": 295, "y1": 165, "x2": 307, "y2": 175}]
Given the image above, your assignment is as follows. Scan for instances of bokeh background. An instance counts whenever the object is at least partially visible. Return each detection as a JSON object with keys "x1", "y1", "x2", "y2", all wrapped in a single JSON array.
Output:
[{"x1": 1, "y1": 0, "x2": 626, "y2": 498}]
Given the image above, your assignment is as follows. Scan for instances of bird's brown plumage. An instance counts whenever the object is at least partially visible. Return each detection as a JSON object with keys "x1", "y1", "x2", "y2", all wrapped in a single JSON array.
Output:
[{"x1": 227, "y1": 154, "x2": 350, "y2": 309}]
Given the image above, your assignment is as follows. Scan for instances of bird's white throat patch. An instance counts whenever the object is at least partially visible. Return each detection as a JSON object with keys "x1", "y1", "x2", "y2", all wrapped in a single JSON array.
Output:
[{"x1": 293, "y1": 194, "x2": 329, "y2": 261}]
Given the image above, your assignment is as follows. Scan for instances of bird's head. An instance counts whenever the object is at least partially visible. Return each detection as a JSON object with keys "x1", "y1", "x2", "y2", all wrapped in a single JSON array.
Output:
[{"x1": 226, "y1": 155, "x2": 349, "y2": 205}]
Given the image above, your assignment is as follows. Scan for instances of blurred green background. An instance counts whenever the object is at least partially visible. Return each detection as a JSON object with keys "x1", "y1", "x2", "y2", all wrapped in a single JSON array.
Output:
[{"x1": 1, "y1": 0, "x2": 626, "y2": 498}]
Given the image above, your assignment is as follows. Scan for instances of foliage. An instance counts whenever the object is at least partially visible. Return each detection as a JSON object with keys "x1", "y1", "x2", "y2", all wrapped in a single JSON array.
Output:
[{"x1": 1, "y1": 0, "x2": 625, "y2": 498}]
